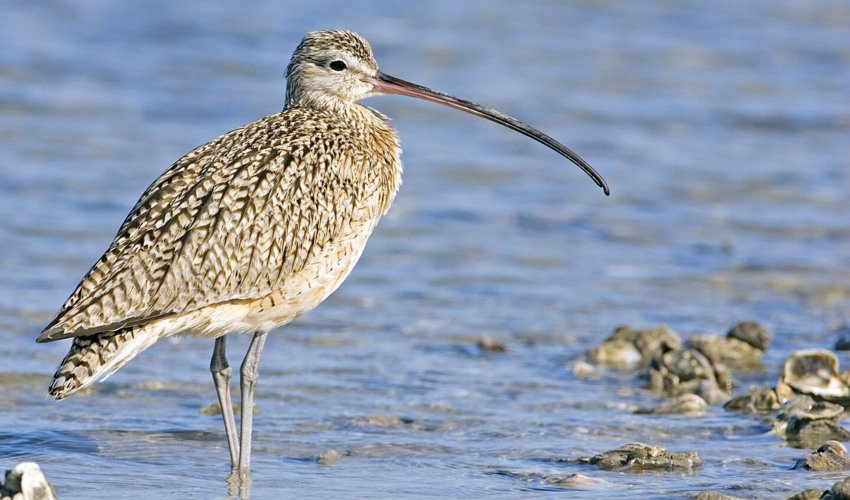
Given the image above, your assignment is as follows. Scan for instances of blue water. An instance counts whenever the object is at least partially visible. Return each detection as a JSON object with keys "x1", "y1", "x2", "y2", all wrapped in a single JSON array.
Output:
[{"x1": 1, "y1": 1, "x2": 849, "y2": 497}]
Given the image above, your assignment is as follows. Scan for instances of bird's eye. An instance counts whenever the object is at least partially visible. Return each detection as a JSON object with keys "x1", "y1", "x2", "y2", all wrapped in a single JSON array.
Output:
[{"x1": 329, "y1": 60, "x2": 347, "y2": 71}]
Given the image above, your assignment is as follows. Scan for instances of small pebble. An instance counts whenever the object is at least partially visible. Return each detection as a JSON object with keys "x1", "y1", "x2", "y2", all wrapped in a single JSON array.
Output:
[
  {"x1": 545, "y1": 473, "x2": 608, "y2": 488},
  {"x1": 351, "y1": 415, "x2": 413, "y2": 427},
  {"x1": 691, "y1": 491, "x2": 745, "y2": 500},
  {"x1": 572, "y1": 361, "x2": 596, "y2": 379},
  {"x1": 314, "y1": 449, "x2": 342, "y2": 466},
  {"x1": 200, "y1": 402, "x2": 258, "y2": 416},
  {"x1": 635, "y1": 393, "x2": 707, "y2": 415},
  {"x1": 488, "y1": 470, "x2": 608, "y2": 489},
  {"x1": 476, "y1": 336, "x2": 508, "y2": 353}
]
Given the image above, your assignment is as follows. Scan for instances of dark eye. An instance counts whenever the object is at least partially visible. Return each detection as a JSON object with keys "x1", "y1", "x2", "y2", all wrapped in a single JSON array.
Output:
[{"x1": 329, "y1": 60, "x2": 347, "y2": 71}]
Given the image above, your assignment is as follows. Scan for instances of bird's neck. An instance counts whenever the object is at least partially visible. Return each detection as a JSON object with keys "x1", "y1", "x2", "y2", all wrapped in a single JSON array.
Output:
[
  {"x1": 285, "y1": 95, "x2": 391, "y2": 132},
  {"x1": 282, "y1": 97, "x2": 402, "y2": 217},
  {"x1": 285, "y1": 91, "x2": 355, "y2": 115}
]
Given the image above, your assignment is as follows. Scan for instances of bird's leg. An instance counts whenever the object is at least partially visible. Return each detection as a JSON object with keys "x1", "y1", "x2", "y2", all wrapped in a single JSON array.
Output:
[
  {"x1": 237, "y1": 330, "x2": 268, "y2": 473},
  {"x1": 210, "y1": 335, "x2": 240, "y2": 470}
]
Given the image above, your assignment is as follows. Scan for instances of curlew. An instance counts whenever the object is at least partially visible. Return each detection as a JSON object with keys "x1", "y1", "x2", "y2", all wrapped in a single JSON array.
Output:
[{"x1": 37, "y1": 30, "x2": 609, "y2": 474}]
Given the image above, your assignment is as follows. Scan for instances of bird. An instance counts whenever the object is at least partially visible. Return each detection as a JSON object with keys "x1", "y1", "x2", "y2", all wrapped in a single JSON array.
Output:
[{"x1": 36, "y1": 29, "x2": 609, "y2": 474}]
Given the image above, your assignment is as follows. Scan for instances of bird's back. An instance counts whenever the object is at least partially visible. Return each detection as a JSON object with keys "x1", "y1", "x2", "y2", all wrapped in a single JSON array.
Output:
[{"x1": 39, "y1": 104, "x2": 402, "y2": 342}]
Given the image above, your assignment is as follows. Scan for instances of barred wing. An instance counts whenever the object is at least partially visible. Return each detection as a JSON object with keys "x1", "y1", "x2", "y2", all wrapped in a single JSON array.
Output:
[{"x1": 38, "y1": 113, "x2": 359, "y2": 341}]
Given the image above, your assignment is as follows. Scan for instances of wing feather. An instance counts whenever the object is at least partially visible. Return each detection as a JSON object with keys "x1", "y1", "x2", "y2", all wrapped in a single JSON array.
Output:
[{"x1": 38, "y1": 111, "x2": 362, "y2": 341}]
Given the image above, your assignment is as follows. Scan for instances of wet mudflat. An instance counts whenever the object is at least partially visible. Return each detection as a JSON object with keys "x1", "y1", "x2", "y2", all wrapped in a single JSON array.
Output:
[{"x1": 1, "y1": 1, "x2": 849, "y2": 498}]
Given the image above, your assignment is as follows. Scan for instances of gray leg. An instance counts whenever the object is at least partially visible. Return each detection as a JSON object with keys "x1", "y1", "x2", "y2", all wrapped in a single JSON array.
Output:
[
  {"x1": 237, "y1": 330, "x2": 268, "y2": 473},
  {"x1": 211, "y1": 335, "x2": 240, "y2": 470}
]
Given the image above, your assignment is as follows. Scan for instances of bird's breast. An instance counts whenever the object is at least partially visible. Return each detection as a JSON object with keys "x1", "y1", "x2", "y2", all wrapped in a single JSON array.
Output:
[
  {"x1": 241, "y1": 209, "x2": 380, "y2": 334},
  {"x1": 177, "y1": 211, "x2": 380, "y2": 339}
]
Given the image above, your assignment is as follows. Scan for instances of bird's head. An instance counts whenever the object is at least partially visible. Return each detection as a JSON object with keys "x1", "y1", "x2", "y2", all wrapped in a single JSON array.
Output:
[
  {"x1": 285, "y1": 30, "x2": 379, "y2": 108},
  {"x1": 284, "y1": 30, "x2": 610, "y2": 196}
]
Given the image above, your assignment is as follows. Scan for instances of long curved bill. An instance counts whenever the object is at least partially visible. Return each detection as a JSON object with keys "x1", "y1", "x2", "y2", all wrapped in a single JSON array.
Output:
[{"x1": 366, "y1": 70, "x2": 609, "y2": 196}]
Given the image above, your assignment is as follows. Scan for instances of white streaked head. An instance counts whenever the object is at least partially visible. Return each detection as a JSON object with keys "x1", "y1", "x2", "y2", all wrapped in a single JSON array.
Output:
[
  {"x1": 284, "y1": 30, "x2": 379, "y2": 107},
  {"x1": 284, "y1": 30, "x2": 609, "y2": 195}
]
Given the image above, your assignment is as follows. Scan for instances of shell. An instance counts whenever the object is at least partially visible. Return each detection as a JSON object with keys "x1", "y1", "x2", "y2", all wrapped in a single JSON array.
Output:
[
  {"x1": 723, "y1": 386, "x2": 780, "y2": 413},
  {"x1": 608, "y1": 324, "x2": 681, "y2": 358},
  {"x1": 588, "y1": 325, "x2": 680, "y2": 369},
  {"x1": 776, "y1": 395, "x2": 844, "y2": 422},
  {"x1": 726, "y1": 321, "x2": 771, "y2": 351},
  {"x1": 587, "y1": 339, "x2": 642, "y2": 368},
  {"x1": 687, "y1": 335, "x2": 763, "y2": 369},
  {"x1": 647, "y1": 346, "x2": 733, "y2": 399},
  {"x1": 780, "y1": 349, "x2": 850, "y2": 400}
]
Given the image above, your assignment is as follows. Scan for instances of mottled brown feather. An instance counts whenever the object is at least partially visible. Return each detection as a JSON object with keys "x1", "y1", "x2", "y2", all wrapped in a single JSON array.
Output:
[
  {"x1": 39, "y1": 30, "x2": 404, "y2": 406},
  {"x1": 39, "y1": 101, "x2": 400, "y2": 341}
]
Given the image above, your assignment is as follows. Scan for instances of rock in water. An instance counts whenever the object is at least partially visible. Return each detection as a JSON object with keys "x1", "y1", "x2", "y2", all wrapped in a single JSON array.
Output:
[
  {"x1": 824, "y1": 477, "x2": 850, "y2": 500},
  {"x1": 726, "y1": 321, "x2": 771, "y2": 351},
  {"x1": 772, "y1": 395, "x2": 850, "y2": 448},
  {"x1": 576, "y1": 442, "x2": 700, "y2": 471},
  {"x1": 635, "y1": 393, "x2": 707, "y2": 415},
  {"x1": 723, "y1": 386, "x2": 780, "y2": 413},
  {"x1": 787, "y1": 489, "x2": 831, "y2": 500},
  {"x1": 794, "y1": 441, "x2": 850, "y2": 471}
]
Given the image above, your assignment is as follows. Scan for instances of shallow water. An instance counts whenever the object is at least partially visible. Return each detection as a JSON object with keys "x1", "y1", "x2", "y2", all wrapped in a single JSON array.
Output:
[{"x1": 1, "y1": 0, "x2": 849, "y2": 498}]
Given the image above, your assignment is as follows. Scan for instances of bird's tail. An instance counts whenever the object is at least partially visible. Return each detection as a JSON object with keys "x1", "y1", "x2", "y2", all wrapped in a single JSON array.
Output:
[{"x1": 48, "y1": 326, "x2": 162, "y2": 400}]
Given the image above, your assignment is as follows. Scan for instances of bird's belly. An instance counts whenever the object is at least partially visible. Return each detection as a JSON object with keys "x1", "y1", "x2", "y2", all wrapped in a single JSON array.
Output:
[
  {"x1": 180, "y1": 217, "x2": 379, "y2": 338},
  {"x1": 244, "y1": 224, "x2": 375, "y2": 331}
]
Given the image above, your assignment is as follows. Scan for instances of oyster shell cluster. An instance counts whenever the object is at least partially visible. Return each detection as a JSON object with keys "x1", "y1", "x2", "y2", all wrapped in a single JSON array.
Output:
[
  {"x1": 686, "y1": 321, "x2": 770, "y2": 370},
  {"x1": 774, "y1": 396, "x2": 850, "y2": 448},
  {"x1": 724, "y1": 348, "x2": 850, "y2": 447},
  {"x1": 726, "y1": 349, "x2": 850, "y2": 411},
  {"x1": 584, "y1": 321, "x2": 771, "y2": 411},
  {"x1": 647, "y1": 343, "x2": 734, "y2": 404},
  {"x1": 576, "y1": 320, "x2": 850, "y2": 494},
  {"x1": 573, "y1": 442, "x2": 700, "y2": 471}
]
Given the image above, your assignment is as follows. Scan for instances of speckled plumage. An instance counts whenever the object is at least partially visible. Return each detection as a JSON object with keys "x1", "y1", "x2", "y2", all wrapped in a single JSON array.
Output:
[
  {"x1": 41, "y1": 30, "x2": 401, "y2": 399},
  {"x1": 39, "y1": 29, "x2": 607, "y2": 475}
]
